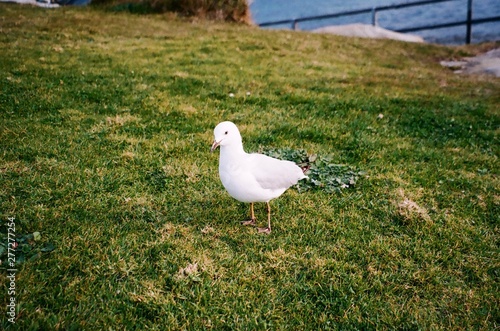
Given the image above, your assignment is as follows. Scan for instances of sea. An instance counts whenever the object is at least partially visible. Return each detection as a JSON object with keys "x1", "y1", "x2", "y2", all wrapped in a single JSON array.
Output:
[{"x1": 249, "y1": 0, "x2": 500, "y2": 44}]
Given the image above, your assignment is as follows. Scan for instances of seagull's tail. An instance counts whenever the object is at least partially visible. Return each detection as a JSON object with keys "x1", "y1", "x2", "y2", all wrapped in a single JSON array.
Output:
[{"x1": 300, "y1": 164, "x2": 310, "y2": 175}]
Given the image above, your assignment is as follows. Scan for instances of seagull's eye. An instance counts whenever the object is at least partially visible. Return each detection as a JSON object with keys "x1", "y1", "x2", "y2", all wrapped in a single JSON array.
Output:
[{"x1": 224, "y1": 131, "x2": 228, "y2": 135}]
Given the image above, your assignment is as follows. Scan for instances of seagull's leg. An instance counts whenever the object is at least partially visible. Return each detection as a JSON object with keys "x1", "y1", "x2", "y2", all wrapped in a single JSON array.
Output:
[
  {"x1": 257, "y1": 202, "x2": 271, "y2": 234},
  {"x1": 241, "y1": 203, "x2": 256, "y2": 226}
]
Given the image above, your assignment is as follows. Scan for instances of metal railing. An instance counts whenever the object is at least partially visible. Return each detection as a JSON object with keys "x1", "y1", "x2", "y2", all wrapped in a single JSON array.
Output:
[{"x1": 258, "y1": 0, "x2": 500, "y2": 44}]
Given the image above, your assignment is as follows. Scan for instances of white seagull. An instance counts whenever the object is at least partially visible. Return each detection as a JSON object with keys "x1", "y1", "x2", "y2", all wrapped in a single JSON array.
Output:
[{"x1": 211, "y1": 121, "x2": 308, "y2": 234}]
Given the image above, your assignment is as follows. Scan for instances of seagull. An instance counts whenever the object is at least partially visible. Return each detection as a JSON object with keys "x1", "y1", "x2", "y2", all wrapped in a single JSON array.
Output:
[{"x1": 211, "y1": 121, "x2": 308, "y2": 234}]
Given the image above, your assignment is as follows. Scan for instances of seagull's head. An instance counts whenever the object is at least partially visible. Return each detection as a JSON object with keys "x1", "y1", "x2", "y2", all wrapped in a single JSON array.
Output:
[{"x1": 211, "y1": 121, "x2": 242, "y2": 152}]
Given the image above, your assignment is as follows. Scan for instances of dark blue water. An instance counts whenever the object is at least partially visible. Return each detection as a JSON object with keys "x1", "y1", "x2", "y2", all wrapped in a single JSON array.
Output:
[{"x1": 250, "y1": 0, "x2": 500, "y2": 44}]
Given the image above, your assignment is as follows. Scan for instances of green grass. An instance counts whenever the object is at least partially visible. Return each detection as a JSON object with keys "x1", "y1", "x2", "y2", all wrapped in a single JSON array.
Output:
[{"x1": 1, "y1": 4, "x2": 499, "y2": 330}]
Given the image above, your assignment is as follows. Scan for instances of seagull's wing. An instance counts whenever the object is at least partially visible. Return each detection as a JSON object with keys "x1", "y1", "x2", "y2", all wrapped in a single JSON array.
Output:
[{"x1": 246, "y1": 153, "x2": 305, "y2": 190}]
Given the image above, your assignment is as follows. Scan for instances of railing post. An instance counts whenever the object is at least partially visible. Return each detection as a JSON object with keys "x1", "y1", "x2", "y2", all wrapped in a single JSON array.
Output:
[
  {"x1": 466, "y1": 0, "x2": 473, "y2": 44},
  {"x1": 371, "y1": 7, "x2": 378, "y2": 26}
]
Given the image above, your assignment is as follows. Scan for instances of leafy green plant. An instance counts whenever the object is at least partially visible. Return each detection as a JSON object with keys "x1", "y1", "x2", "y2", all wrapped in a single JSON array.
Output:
[{"x1": 261, "y1": 148, "x2": 365, "y2": 193}]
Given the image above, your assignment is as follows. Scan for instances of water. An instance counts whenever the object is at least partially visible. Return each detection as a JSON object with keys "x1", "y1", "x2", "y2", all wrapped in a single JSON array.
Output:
[{"x1": 249, "y1": 0, "x2": 500, "y2": 44}]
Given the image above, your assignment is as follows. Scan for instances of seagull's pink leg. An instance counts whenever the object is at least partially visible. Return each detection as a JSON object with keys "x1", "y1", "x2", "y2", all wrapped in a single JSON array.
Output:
[
  {"x1": 257, "y1": 202, "x2": 271, "y2": 234},
  {"x1": 241, "y1": 203, "x2": 256, "y2": 226}
]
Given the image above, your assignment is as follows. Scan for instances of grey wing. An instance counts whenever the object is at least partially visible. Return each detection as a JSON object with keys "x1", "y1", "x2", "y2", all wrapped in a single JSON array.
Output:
[{"x1": 247, "y1": 153, "x2": 304, "y2": 190}]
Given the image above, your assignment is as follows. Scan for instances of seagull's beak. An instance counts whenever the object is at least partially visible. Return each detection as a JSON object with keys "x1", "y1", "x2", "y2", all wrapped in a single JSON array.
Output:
[{"x1": 210, "y1": 140, "x2": 220, "y2": 152}]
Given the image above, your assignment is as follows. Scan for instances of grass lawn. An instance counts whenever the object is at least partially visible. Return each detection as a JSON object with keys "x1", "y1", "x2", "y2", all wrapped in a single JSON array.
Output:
[{"x1": 0, "y1": 4, "x2": 499, "y2": 330}]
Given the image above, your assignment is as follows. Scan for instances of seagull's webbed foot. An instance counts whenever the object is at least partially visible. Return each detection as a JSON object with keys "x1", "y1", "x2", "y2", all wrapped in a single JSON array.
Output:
[
  {"x1": 241, "y1": 218, "x2": 256, "y2": 226},
  {"x1": 257, "y1": 227, "x2": 271, "y2": 234}
]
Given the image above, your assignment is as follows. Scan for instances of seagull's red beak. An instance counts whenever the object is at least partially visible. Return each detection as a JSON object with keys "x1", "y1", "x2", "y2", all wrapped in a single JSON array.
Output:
[{"x1": 210, "y1": 140, "x2": 220, "y2": 152}]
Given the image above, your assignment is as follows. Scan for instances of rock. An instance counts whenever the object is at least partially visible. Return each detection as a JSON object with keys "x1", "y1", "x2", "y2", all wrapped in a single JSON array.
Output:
[
  {"x1": 462, "y1": 48, "x2": 500, "y2": 77},
  {"x1": 313, "y1": 23, "x2": 424, "y2": 43},
  {"x1": 440, "y1": 48, "x2": 500, "y2": 77},
  {"x1": 440, "y1": 60, "x2": 468, "y2": 70}
]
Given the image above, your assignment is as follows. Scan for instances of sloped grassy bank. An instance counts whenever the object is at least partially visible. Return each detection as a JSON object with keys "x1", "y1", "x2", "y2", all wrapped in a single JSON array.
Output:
[{"x1": 0, "y1": 5, "x2": 499, "y2": 330}]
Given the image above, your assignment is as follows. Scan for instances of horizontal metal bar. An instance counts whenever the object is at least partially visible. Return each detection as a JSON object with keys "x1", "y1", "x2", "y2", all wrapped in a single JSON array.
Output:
[
  {"x1": 395, "y1": 16, "x2": 500, "y2": 33},
  {"x1": 473, "y1": 15, "x2": 500, "y2": 24},
  {"x1": 259, "y1": 7, "x2": 375, "y2": 27},
  {"x1": 259, "y1": 19, "x2": 295, "y2": 27}
]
